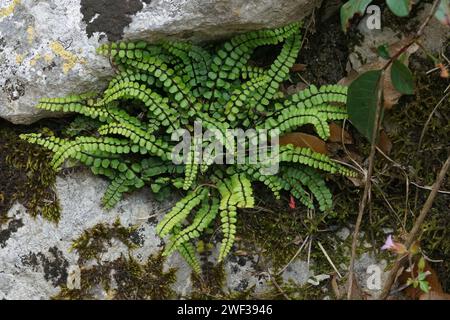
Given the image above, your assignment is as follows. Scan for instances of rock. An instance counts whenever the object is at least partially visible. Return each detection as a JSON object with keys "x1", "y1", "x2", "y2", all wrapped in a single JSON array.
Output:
[
  {"x1": 0, "y1": 168, "x2": 393, "y2": 299},
  {"x1": 336, "y1": 227, "x2": 350, "y2": 241},
  {"x1": 0, "y1": 170, "x2": 313, "y2": 299},
  {"x1": 0, "y1": 170, "x2": 173, "y2": 299},
  {"x1": 353, "y1": 253, "x2": 389, "y2": 299},
  {"x1": 281, "y1": 260, "x2": 311, "y2": 286},
  {"x1": 0, "y1": 0, "x2": 320, "y2": 124}
]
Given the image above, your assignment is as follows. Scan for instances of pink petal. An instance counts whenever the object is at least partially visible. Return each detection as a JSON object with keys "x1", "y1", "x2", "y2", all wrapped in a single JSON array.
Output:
[{"x1": 381, "y1": 235, "x2": 394, "y2": 250}]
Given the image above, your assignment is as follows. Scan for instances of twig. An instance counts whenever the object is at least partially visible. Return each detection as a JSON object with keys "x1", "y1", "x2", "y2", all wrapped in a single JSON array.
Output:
[
  {"x1": 267, "y1": 271, "x2": 291, "y2": 300},
  {"x1": 277, "y1": 235, "x2": 310, "y2": 275},
  {"x1": 318, "y1": 241, "x2": 343, "y2": 278},
  {"x1": 410, "y1": 181, "x2": 450, "y2": 195},
  {"x1": 347, "y1": 70, "x2": 385, "y2": 299},
  {"x1": 347, "y1": 0, "x2": 443, "y2": 300},
  {"x1": 379, "y1": 155, "x2": 450, "y2": 299},
  {"x1": 417, "y1": 91, "x2": 450, "y2": 151}
]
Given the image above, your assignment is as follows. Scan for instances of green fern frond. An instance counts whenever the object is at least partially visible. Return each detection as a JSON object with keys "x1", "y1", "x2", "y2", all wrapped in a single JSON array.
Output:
[
  {"x1": 22, "y1": 22, "x2": 359, "y2": 272},
  {"x1": 231, "y1": 164, "x2": 288, "y2": 199},
  {"x1": 161, "y1": 40, "x2": 212, "y2": 97},
  {"x1": 216, "y1": 178, "x2": 237, "y2": 262},
  {"x1": 240, "y1": 65, "x2": 266, "y2": 80},
  {"x1": 102, "y1": 171, "x2": 145, "y2": 210},
  {"x1": 279, "y1": 144, "x2": 355, "y2": 176},
  {"x1": 169, "y1": 225, "x2": 202, "y2": 274},
  {"x1": 283, "y1": 166, "x2": 333, "y2": 212},
  {"x1": 230, "y1": 173, "x2": 255, "y2": 208},
  {"x1": 224, "y1": 75, "x2": 270, "y2": 123},
  {"x1": 99, "y1": 81, "x2": 179, "y2": 129},
  {"x1": 287, "y1": 84, "x2": 347, "y2": 106},
  {"x1": 98, "y1": 122, "x2": 170, "y2": 159},
  {"x1": 209, "y1": 22, "x2": 301, "y2": 83},
  {"x1": 164, "y1": 199, "x2": 219, "y2": 257},
  {"x1": 156, "y1": 188, "x2": 209, "y2": 237},
  {"x1": 250, "y1": 31, "x2": 302, "y2": 111},
  {"x1": 183, "y1": 137, "x2": 202, "y2": 190}
]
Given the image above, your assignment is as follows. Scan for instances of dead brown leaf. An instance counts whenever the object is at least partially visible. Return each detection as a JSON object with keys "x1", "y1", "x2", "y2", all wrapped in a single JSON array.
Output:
[
  {"x1": 279, "y1": 132, "x2": 327, "y2": 154},
  {"x1": 377, "y1": 130, "x2": 392, "y2": 155},
  {"x1": 339, "y1": 38, "x2": 419, "y2": 109},
  {"x1": 437, "y1": 63, "x2": 449, "y2": 79},
  {"x1": 399, "y1": 259, "x2": 447, "y2": 300},
  {"x1": 328, "y1": 122, "x2": 353, "y2": 144},
  {"x1": 284, "y1": 82, "x2": 309, "y2": 96},
  {"x1": 290, "y1": 63, "x2": 307, "y2": 73}
]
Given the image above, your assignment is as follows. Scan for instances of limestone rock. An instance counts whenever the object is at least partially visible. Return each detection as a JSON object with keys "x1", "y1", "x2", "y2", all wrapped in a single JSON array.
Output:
[
  {"x1": 0, "y1": 0, "x2": 320, "y2": 124},
  {"x1": 0, "y1": 170, "x2": 310, "y2": 299}
]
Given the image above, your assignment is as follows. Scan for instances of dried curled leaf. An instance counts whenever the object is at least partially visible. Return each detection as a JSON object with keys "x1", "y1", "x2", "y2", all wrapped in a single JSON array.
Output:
[{"x1": 279, "y1": 132, "x2": 327, "y2": 154}]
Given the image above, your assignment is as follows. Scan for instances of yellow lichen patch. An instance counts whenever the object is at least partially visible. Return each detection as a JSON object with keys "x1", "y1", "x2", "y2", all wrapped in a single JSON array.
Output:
[
  {"x1": 44, "y1": 53, "x2": 53, "y2": 63},
  {"x1": 50, "y1": 41, "x2": 86, "y2": 74},
  {"x1": 30, "y1": 54, "x2": 41, "y2": 66},
  {"x1": 0, "y1": 0, "x2": 20, "y2": 19},
  {"x1": 15, "y1": 54, "x2": 24, "y2": 64},
  {"x1": 27, "y1": 26, "x2": 35, "y2": 44}
]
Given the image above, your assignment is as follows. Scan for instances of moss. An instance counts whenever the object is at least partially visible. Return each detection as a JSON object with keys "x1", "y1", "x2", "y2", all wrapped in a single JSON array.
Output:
[
  {"x1": 236, "y1": 189, "x2": 310, "y2": 270},
  {"x1": 112, "y1": 252, "x2": 177, "y2": 300},
  {"x1": 55, "y1": 252, "x2": 177, "y2": 300},
  {"x1": 232, "y1": 69, "x2": 450, "y2": 296},
  {"x1": 0, "y1": 121, "x2": 60, "y2": 224},
  {"x1": 258, "y1": 274, "x2": 325, "y2": 300},
  {"x1": 55, "y1": 218, "x2": 177, "y2": 300},
  {"x1": 190, "y1": 260, "x2": 226, "y2": 299},
  {"x1": 71, "y1": 218, "x2": 139, "y2": 264},
  {"x1": 188, "y1": 232, "x2": 228, "y2": 299}
]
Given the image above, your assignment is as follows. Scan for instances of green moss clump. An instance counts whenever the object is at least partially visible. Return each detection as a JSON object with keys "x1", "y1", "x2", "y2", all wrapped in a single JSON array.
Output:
[
  {"x1": 71, "y1": 218, "x2": 139, "y2": 264},
  {"x1": 55, "y1": 252, "x2": 177, "y2": 300},
  {"x1": 190, "y1": 261, "x2": 226, "y2": 299},
  {"x1": 112, "y1": 253, "x2": 177, "y2": 300},
  {"x1": 56, "y1": 219, "x2": 177, "y2": 300},
  {"x1": 0, "y1": 122, "x2": 60, "y2": 223},
  {"x1": 378, "y1": 73, "x2": 450, "y2": 289}
]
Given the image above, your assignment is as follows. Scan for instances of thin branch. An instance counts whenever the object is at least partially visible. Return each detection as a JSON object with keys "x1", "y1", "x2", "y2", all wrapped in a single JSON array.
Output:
[
  {"x1": 318, "y1": 241, "x2": 343, "y2": 278},
  {"x1": 347, "y1": 70, "x2": 385, "y2": 300},
  {"x1": 417, "y1": 91, "x2": 450, "y2": 151},
  {"x1": 380, "y1": 154, "x2": 450, "y2": 299},
  {"x1": 277, "y1": 235, "x2": 310, "y2": 276},
  {"x1": 347, "y1": 0, "x2": 443, "y2": 300},
  {"x1": 410, "y1": 181, "x2": 450, "y2": 195}
]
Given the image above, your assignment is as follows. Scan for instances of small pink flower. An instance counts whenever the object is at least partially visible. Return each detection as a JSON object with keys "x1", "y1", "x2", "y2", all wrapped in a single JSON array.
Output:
[
  {"x1": 289, "y1": 196, "x2": 296, "y2": 209},
  {"x1": 381, "y1": 235, "x2": 395, "y2": 250},
  {"x1": 381, "y1": 235, "x2": 407, "y2": 254}
]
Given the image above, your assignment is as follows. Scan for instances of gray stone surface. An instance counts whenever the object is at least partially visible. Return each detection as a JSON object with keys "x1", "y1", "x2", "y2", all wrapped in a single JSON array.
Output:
[
  {"x1": 0, "y1": 0, "x2": 320, "y2": 124},
  {"x1": 0, "y1": 170, "x2": 175, "y2": 299},
  {"x1": 0, "y1": 169, "x2": 392, "y2": 299},
  {"x1": 0, "y1": 170, "x2": 310, "y2": 299}
]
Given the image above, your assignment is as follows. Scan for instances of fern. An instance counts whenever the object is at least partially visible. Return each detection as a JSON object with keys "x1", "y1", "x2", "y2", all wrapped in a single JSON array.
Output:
[
  {"x1": 163, "y1": 199, "x2": 219, "y2": 257},
  {"x1": 22, "y1": 22, "x2": 358, "y2": 271},
  {"x1": 156, "y1": 188, "x2": 209, "y2": 237}
]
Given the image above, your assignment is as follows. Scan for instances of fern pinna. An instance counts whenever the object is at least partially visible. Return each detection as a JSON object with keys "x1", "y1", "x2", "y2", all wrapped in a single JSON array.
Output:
[{"x1": 21, "y1": 22, "x2": 356, "y2": 273}]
